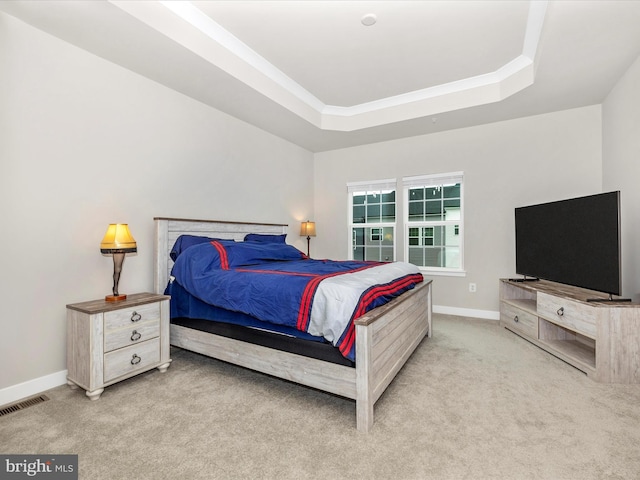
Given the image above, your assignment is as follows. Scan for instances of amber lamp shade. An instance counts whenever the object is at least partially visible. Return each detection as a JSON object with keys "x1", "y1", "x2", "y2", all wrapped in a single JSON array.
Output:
[
  {"x1": 300, "y1": 221, "x2": 316, "y2": 257},
  {"x1": 100, "y1": 224, "x2": 137, "y2": 302}
]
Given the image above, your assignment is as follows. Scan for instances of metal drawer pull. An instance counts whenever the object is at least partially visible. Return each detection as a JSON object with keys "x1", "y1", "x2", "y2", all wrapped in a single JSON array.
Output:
[
  {"x1": 513, "y1": 315, "x2": 519, "y2": 323},
  {"x1": 130, "y1": 311, "x2": 142, "y2": 322},
  {"x1": 131, "y1": 354, "x2": 141, "y2": 365},
  {"x1": 130, "y1": 330, "x2": 141, "y2": 342},
  {"x1": 557, "y1": 307, "x2": 564, "y2": 316}
]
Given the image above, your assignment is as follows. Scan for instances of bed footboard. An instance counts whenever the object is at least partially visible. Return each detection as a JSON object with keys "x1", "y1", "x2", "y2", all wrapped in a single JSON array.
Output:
[{"x1": 355, "y1": 280, "x2": 432, "y2": 432}]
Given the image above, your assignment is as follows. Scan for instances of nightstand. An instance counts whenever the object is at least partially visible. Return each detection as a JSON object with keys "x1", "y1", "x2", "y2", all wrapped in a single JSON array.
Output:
[{"x1": 66, "y1": 293, "x2": 171, "y2": 400}]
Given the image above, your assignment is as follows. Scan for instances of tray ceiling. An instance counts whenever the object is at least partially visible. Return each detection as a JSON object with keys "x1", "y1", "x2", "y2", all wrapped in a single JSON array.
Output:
[{"x1": 2, "y1": 0, "x2": 640, "y2": 151}]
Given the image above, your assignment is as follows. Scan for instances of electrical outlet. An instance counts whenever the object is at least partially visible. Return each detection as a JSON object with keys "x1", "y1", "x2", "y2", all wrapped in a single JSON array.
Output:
[{"x1": 469, "y1": 283, "x2": 477, "y2": 293}]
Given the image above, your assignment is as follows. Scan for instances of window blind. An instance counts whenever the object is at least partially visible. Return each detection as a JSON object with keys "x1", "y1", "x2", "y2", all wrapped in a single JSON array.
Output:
[
  {"x1": 347, "y1": 178, "x2": 397, "y2": 193},
  {"x1": 402, "y1": 172, "x2": 463, "y2": 188}
]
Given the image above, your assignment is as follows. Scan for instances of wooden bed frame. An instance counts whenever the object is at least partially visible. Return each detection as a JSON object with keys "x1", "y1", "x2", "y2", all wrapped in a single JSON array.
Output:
[{"x1": 154, "y1": 217, "x2": 432, "y2": 432}]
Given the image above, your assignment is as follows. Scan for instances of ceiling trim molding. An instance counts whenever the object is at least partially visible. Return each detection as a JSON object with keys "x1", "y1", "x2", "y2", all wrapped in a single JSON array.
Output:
[{"x1": 110, "y1": 0, "x2": 548, "y2": 132}]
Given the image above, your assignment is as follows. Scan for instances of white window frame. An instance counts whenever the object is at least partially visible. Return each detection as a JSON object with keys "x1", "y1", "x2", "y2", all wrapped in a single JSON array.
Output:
[
  {"x1": 347, "y1": 178, "x2": 397, "y2": 262},
  {"x1": 403, "y1": 172, "x2": 465, "y2": 276}
]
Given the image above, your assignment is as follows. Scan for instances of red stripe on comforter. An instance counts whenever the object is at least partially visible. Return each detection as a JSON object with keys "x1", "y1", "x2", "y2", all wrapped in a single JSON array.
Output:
[
  {"x1": 338, "y1": 273, "x2": 425, "y2": 357},
  {"x1": 211, "y1": 241, "x2": 230, "y2": 270},
  {"x1": 296, "y1": 264, "x2": 383, "y2": 331}
]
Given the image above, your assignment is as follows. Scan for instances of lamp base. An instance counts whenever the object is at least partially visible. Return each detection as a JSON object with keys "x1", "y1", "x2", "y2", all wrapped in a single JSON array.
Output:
[{"x1": 105, "y1": 294, "x2": 127, "y2": 302}]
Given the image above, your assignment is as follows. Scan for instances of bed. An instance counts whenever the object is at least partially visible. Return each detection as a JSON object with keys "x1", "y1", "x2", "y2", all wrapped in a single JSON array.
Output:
[{"x1": 154, "y1": 217, "x2": 432, "y2": 432}]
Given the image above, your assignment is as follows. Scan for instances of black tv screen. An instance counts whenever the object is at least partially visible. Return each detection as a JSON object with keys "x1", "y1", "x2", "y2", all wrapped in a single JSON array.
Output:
[{"x1": 515, "y1": 191, "x2": 621, "y2": 295}]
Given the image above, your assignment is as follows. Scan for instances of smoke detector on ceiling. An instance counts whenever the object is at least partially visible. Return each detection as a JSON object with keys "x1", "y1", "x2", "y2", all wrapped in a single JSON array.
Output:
[{"x1": 361, "y1": 13, "x2": 377, "y2": 26}]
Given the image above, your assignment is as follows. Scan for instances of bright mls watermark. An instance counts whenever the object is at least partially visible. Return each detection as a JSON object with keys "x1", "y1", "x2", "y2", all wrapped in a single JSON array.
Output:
[{"x1": 1, "y1": 455, "x2": 77, "y2": 479}]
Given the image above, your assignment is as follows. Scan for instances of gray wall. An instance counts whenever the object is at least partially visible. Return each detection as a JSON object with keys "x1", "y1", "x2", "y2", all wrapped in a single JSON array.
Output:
[
  {"x1": 313, "y1": 106, "x2": 603, "y2": 316},
  {"x1": 0, "y1": 12, "x2": 314, "y2": 393},
  {"x1": 603, "y1": 54, "x2": 640, "y2": 301}
]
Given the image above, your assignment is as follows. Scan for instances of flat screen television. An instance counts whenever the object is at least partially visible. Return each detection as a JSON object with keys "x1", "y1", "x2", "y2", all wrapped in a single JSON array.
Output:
[{"x1": 514, "y1": 191, "x2": 622, "y2": 297}]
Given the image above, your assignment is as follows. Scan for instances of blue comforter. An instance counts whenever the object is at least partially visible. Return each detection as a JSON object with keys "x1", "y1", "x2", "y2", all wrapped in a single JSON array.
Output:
[{"x1": 169, "y1": 240, "x2": 423, "y2": 360}]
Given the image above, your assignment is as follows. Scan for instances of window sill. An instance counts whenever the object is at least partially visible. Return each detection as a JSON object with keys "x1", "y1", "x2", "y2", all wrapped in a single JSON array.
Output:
[{"x1": 418, "y1": 268, "x2": 467, "y2": 277}]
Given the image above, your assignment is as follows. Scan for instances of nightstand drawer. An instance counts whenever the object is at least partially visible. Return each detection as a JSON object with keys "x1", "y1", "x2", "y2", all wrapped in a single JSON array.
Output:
[
  {"x1": 501, "y1": 302, "x2": 538, "y2": 338},
  {"x1": 104, "y1": 338, "x2": 160, "y2": 383},
  {"x1": 104, "y1": 322, "x2": 160, "y2": 353},
  {"x1": 104, "y1": 302, "x2": 160, "y2": 331},
  {"x1": 538, "y1": 293, "x2": 596, "y2": 338}
]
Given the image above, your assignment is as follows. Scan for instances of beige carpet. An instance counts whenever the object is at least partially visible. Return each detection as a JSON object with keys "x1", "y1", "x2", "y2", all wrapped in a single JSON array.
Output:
[{"x1": 2, "y1": 314, "x2": 640, "y2": 479}]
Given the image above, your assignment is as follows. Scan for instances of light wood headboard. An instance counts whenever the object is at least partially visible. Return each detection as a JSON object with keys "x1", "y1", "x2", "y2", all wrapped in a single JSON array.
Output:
[{"x1": 154, "y1": 217, "x2": 288, "y2": 294}]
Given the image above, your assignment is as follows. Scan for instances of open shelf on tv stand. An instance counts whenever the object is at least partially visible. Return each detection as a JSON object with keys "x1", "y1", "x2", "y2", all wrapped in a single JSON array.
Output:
[{"x1": 499, "y1": 278, "x2": 640, "y2": 384}]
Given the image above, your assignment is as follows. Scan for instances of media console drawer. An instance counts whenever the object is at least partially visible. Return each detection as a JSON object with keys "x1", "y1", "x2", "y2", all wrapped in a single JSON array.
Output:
[
  {"x1": 537, "y1": 292, "x2": 596, "y2": 338},
  {"x1": 500, "y1": 302, "x2": 538, "y2": 338}
]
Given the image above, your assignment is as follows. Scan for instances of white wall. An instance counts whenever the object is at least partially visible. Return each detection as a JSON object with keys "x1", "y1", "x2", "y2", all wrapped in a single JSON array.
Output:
[
  {"x1": 313, "y1": 106, "x2": 603, "y2": 315},
  {"x1": 602, "y1": 54, "x2": 640, "y2": 301},
  {"x1": 0, "y1": 13, "x2": 314, "y2": 395}
]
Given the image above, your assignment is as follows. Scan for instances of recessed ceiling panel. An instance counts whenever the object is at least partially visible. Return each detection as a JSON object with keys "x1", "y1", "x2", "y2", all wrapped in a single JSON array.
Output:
[{"x1": 193, "y1": 0, "x2": 529, "y2": 106}]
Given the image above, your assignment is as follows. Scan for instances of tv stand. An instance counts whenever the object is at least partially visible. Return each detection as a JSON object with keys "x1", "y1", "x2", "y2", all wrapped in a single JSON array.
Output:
[{"x1": 500, "y1": 279, "x2": 640, "y2": 383}]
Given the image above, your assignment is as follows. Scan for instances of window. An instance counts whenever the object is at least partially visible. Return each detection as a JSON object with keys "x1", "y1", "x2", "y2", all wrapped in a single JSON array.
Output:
[
  {"x1": 348, "y1": 179, "x2": 396, "y2": 262},
  {"x1": 403, "y1": 172, "x2": 464, "y2": 274}
]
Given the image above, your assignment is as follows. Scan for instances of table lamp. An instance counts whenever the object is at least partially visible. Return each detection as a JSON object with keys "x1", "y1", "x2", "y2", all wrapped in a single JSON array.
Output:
[
  {"x1": 100, "y1": 224, "x2": 137, "y2": 302},
  {"x1": 300, "y1": 220, "x2": 316, "y2": 257}
]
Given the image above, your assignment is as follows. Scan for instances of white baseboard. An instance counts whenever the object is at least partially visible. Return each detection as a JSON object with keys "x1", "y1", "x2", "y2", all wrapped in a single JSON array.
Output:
[
  {"x1": 434, "y1": 305, "x2": 500, "y2": 321},
  {"x1": 0, "y1": 370, "x2": 68, "y2": 407}
]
